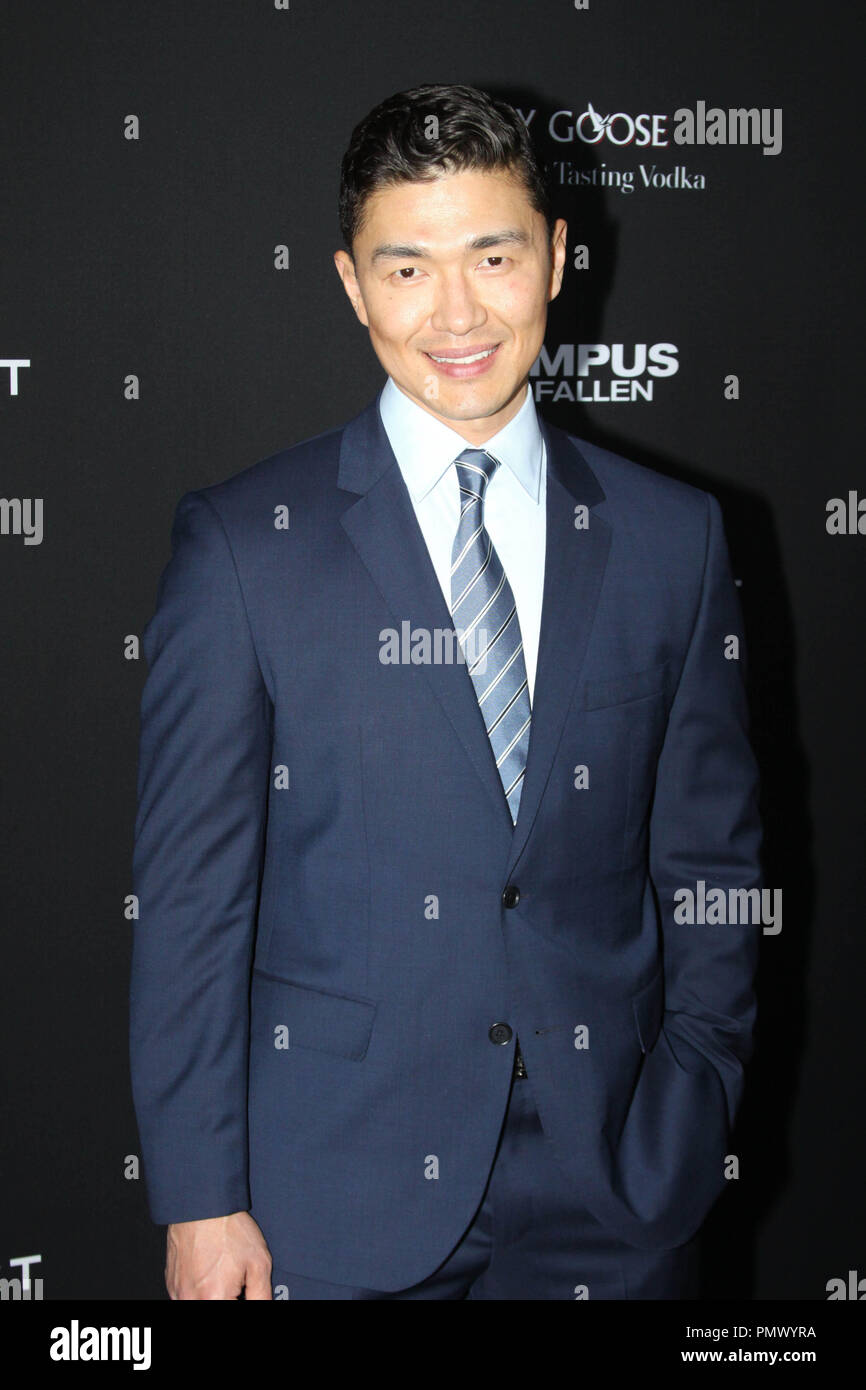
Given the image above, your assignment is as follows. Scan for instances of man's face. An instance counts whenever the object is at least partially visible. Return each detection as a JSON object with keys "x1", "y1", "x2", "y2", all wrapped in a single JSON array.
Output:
[{"x1": 334, "y1": 166, "x2": 567, "y2": 445}]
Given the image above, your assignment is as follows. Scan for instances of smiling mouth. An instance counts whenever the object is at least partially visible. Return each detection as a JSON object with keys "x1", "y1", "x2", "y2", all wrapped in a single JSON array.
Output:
[{"x1": 424, "y1": 345, "x2": 500, "y2": 365}]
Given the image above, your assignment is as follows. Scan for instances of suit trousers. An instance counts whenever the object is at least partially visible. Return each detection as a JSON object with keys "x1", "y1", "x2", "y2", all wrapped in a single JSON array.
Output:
[{"x1": 269, "y1": 1065, "x2": 702, "y2": 1300}]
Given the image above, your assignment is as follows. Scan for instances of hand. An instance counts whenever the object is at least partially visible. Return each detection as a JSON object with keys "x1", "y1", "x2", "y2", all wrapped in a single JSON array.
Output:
[{"x1": 165, "y1": 1211, "x2": 273, "y2": 1300}]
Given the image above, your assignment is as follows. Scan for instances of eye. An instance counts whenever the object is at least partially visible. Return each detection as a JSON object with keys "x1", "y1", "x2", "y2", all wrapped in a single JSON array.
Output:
[
  {"x1": 481, "y1": 256, "x2": 508, "y2": 268},
  {"x1": 393, "y1": 266, "x2": 420, "y2": 280}
]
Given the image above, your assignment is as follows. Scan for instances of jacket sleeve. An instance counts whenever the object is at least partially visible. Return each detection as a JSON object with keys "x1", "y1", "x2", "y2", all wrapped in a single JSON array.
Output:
[
  {"x1": 648, "y1": 489, "x2": 763, "y2": 1127},
  {"x1": 129, "y1": 489, "x2": 272, "y2": 1225},
  {"x1": 605, "y1": 490, "x2": 764, "y2": 1245}
]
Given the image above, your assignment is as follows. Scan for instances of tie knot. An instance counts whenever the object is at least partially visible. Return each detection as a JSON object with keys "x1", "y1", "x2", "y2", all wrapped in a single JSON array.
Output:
[{"x1": 454, "y1": 447, "x2": 499, "y2": 499}]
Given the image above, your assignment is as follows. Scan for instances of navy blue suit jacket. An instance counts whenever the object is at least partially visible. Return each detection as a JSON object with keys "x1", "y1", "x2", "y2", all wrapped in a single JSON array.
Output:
[{"x1": 129, "y1": 391, "x2": 763, "y2": 1290}]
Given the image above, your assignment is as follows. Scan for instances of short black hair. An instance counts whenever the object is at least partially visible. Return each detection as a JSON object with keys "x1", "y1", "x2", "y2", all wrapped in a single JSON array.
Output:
[{"x1": 339, "y1": 83, "x2": 554, "y2": 254}]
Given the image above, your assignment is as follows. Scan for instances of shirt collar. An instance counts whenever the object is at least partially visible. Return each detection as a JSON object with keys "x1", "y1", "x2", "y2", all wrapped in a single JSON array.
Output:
[{"x1": 378, "y1": 376, "x2": 544, "y2": 504}]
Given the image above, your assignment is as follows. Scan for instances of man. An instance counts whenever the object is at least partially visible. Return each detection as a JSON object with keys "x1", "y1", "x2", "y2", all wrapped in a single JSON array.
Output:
[{"x1": 129, "y1": 84, "x2": 763, "y2": 1300}]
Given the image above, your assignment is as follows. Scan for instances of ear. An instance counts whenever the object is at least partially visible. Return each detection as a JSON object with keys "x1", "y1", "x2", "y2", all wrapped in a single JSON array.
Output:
[
  {"x1": 333, "y1": 249, "x2": 370, "y2": 326},
  {"x1": 547, "y1": 218, "x2": 568, "y2": 302}
]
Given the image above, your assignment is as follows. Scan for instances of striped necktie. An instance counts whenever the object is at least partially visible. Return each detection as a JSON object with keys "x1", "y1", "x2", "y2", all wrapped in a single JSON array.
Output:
[{"x1": 450, "y1": 448, "x2": 532, "y2": 823}]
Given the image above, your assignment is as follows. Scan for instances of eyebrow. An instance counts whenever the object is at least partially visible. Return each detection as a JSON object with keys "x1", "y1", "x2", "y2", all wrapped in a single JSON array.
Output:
[{"x1": 369, "y1": 228, "x2": 531, "y2": 264}]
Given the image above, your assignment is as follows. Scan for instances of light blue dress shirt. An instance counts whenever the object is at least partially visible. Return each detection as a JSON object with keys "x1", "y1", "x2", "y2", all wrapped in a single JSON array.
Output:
[{"x1": 378, "y1": 376, "x2": 547, "y2": 701}]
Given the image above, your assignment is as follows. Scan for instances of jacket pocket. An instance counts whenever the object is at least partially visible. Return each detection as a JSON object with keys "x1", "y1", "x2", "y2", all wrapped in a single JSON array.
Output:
[
  {"x1": 583, "y1": 659, "x2": 671, "y2": 711},
  {"x1": 631, "y1": 968, "x2": 664, "y2": 1053},
  {"x1": 251, "y1": 968, "x2": 378, "y2": 1061}
]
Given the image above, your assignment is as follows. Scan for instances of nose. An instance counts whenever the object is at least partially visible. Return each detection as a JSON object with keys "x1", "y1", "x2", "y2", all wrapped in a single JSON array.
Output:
[{"x1": 429, "y1": 268, "x2": 487, "y2": 337}]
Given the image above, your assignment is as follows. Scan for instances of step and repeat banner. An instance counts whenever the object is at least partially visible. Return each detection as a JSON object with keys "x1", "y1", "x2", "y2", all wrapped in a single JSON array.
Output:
[{"x1": 1, "y1": 0, "x2": 862, "y2": 1311}]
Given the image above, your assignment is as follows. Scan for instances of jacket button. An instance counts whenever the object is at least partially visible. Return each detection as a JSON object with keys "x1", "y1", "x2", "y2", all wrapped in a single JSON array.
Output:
[
  {"x1": 502, "y1": 884, "x2": 520, "y2": 909},
  {"x1": 488, "y1": 1022, "x2": 513, "y2": 1046}
]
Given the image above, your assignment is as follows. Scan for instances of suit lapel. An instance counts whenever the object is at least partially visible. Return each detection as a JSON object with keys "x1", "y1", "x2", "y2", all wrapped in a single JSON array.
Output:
[
  {"x1": 336, "y1": 394, "x2": 611, "y2": 856},
  {"x1": 338, "y1": 395, "x2": 515, "y2": 833},
  {"x1": 503, "y1": 416, "x2": 611, "y2": 876}
]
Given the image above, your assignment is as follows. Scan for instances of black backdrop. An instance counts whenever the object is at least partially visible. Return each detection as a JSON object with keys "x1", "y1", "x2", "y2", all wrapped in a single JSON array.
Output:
[{"x1": 1, "y1": 0, "x2": 863, "y2": 1302}]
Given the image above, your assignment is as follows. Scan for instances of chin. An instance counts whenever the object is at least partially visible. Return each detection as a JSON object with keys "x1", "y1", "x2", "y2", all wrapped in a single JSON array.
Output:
[
  {"x1": 447, "y1": 401, "x2": 505, "y2": 420},
  {"x1": 442, "y1": 385, "x2": 519, "y2": 415}
]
